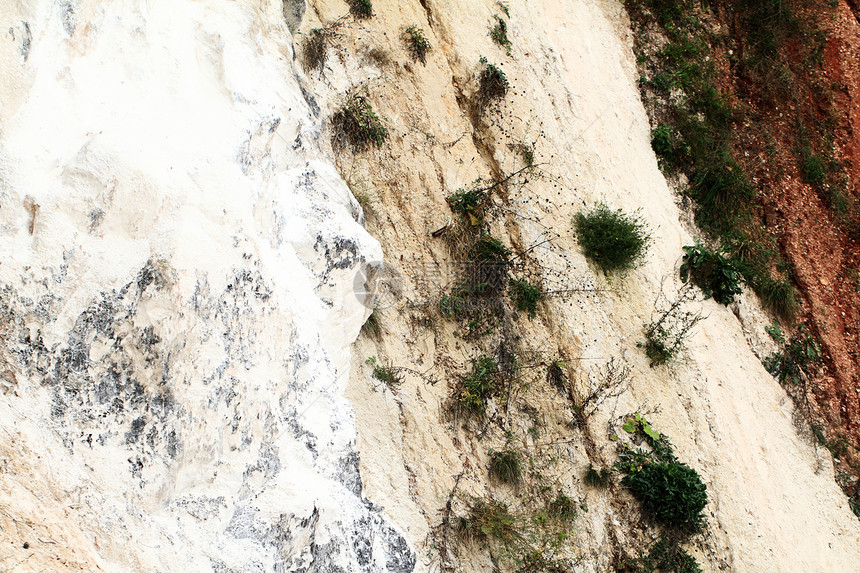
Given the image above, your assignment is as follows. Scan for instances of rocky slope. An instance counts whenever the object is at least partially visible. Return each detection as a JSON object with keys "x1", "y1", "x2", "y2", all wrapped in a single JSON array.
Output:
[
  {"x1": 0, "y1": 0, "x2": 858, "y2": 572},
  {"x1": 0, "y1": 1, "x2": 412, "y2": 571}
]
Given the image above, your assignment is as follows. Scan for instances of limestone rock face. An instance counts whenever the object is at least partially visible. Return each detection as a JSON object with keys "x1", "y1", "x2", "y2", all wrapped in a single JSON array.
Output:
[{"x1": 0, "y1": 1, "x2": 412, "y2": 571}]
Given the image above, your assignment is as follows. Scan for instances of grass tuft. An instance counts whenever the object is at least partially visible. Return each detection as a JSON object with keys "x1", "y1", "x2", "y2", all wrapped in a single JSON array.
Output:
[
  {"x1": 331, "y1": 92, "x2": 388, "y2": 152},
  {"x1": 488, "y1": 449, "x2": 522, "y2": 485}
]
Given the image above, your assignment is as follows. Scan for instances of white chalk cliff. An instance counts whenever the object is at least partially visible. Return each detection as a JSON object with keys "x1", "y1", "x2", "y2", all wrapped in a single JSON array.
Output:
[{"x1": 0, "y1": 1, "x2": 412, "y2": 571}]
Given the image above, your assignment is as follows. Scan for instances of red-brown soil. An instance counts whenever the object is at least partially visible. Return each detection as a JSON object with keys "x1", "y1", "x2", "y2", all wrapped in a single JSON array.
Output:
[{"x1": 750, "y1": 0, "x2": 860, "y2": 490}]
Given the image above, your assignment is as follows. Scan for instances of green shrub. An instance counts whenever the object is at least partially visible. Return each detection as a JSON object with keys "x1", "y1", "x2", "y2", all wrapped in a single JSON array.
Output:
[
  {"x1": 679, "y1": 243, "x2": 743, "y2": 305},
  {"x1": 850, "y1": 496, "x2": 860, "y2": 518},
  {"x1": 642, "y1": 325, "x2": 674, "y2": 366},
  {"x1": 439, "y1": 292, "x2": 465, "y2": 318},
  {"x1": 509, "y1": 278, "x2": 542, "y2": 318},
  {"x1": 574, "y1": 204, "x2": 650, "y2": 272},
  {"x1": 366, "y1": 356, "x2": 401, "y2": 389},
  {"x1": 470, "y1": 235, "x2": 510, "y2": 264},
  {"x1": 477, "y1": 57, "x2": 509, "y2": 109},
  {"x1": 331, "y1": 93, "x2": 388, "y2": 152},
  {"x1": 447, "y1": 186, "x2": 489, "y2": 226},
  {"x1": 457, "y1": 498, "x2": 519, "y2": 545},
  {"x1": 404, "y1": 26, "x2": 431, "y2": 63},
  {"x1": 515, "y1": 142, "x2": 535, "y2": 166},
  {"x1": 651, "y1": 124, "x2": 683, "y2": 169},
  {"x1": 622, "y1": 461, "x2": 708, "y2": 530},
  {"x1": 762, "y1": 323, "x2": 821, "y2": 385},
  {"x1": 489, "y1": 449, "x2": 522, "y2": 485},
  {"x1": 456, "y1": 356, "x2": 499, "y2": 415},
  {"x1": 626, "y1": 536, "x2": 703, "y2": 573},
  {"x1": 348, "y1": 0, "x2": 372, "y2": 19},
  {"x1": 546, "y1": 492, "x2": 578, "y2": 522},
  {"x1": 490, "y1": 15, "x2": 512, "y2": 55}
]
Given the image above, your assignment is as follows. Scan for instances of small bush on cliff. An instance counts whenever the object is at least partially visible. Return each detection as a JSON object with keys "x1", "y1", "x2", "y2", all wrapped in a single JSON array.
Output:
[
  {"x1": 546, "y1": 492, "x2": 578, "y2": 521},
  {"x1": 467, "y1": 234, "x2": 511, "y2": 294},
  {"x1": 404, "y1": 26, "x2": 431, "y2": 63},
  {"x1": 477, "y1": 57, "x2": 509, "y2": 110},
  {"x1": 331, "y1": 92, "x2": 388, "y2": 152},
  {"x1": 301, "y1": 28, "x2": 329, "y2": 71},
  {"x1": 621, "y1": 536, "x2": 703, "y2": 573},
  {"x1": 457, "y1": 498, "x2": 519, "y2": 545},
  {"x1": 762, "y1": 323, "x2": 822, "y2": 385},
  {"x1": 574, "y1": 204, "x2": 650, "y2": 272},
  {"x1": 366, "y1": 356, "x2": 401, "y2": 389},
  {"x1": 640, "y1": 284, "x2": 703, "y2": 367},
  {"x1": 489, "y1": 449, "x2": 522, "y2": 485},
  {"x1": 584, "y1": 464, "x2": 611, "y2": 488},
  {"x1": 623, "y1": 461, "x2": 708, "y2": 530},
  {"x1": 348, "y1": 0, "x2": 373, "y2": 19},
  {"x1": 679, "y1": 243, "x2": 743, "y2": 305},
  {"x1": 455, "y1": 356, "x2": 499, "y2": 415},
  {"x1": 447, "y1": 185, "x2": 490, "y2": 226},
  {"x1": 509, "y1": 278, "x2": 542, "y2": 318},
  {"x1": 617, "y1": 414, "x2": 708, "y2": 531},
  {"x1": 490, "y1": 15, "x2": 512, "y2": 55}
]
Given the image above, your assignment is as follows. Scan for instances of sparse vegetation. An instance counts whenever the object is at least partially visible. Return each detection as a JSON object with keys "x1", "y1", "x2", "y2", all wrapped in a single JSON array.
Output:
[
  {"x1": 457, "y1": 498, "x2": 520, "y2": 546},
  {"x1": 360, "y1": 308, "x2": 381, "y2": 338},
  {"x1": 545, "y1": 492, "x2": 578, "y2": 522},
  {"x1": 439, "y1": 291, "x2": 466, "y2": 319},
  {"x1": 679, "y1": 243, "x2": 744, "y2": 306},
  {"x1": 476, "y1": 57, "x2": 509, "y2": 110},
  {"x1": 301, "y1": 27, "x2": 330, "y2": 72},
  {"x1": 489, "y1": 449, "x2": 522, "y2": 485},
  {"x1": 468, "y1": 234, "x2": 511, "y2": 294},
  {"x1": 547, "y1": 359, "x2": 568, "y2": 394},
  {"x1": 514, "y1": 142, "x2": 535, "y2": 167},
  {"x1": 348, "y1": 0, "x2": 372, "y2": 19},
  {"x1": 331, "y1": 92, "x2": 388, "y2": 152},
  {"x1": 490, "y1": 15, "x2": 512, "y2": 56},
  {"x1": 366, "y1": 356, "x2": 401, "y2": 389},
  {"x1": 455, "y1": 355, "x2": 500, "y2": 416},
  {"x1": 762, "y1": 323, "x2": 822, "y2": 386},
  {"x1": 574, "y1": 204, "x2": 650, "y2": 272},
  {"x1": 569, "y1": 357, "x2": 631, "y2": 423},
  {"x1": 352, "y1": 188, "x2": 370, "y2": 209},
  {"x1": 641, "y1": 284, "x2": 703, "y2": 367},
  {"x1": 404, "y1": 26, "x2": 431, "y2": 63},
  {"x1": 584, "y1": 464, "x2": 611, "y2": 488},
  {"x1": 621, "y1": 536, "x2": 703, "y2": 573},
  {"x1": 509, "y1": 278, "x2": 542, "y2": 319}
]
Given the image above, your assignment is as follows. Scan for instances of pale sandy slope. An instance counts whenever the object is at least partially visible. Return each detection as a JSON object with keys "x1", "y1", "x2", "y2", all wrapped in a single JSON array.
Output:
[{"x1": 321, "y1": 0, "x2": 860, "y2": 570}]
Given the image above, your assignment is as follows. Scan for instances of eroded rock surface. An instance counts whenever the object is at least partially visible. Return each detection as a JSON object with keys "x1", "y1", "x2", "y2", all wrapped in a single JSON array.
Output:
[{"x1": 0, "y1": 1, "x2": 412, "y2": 571}]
